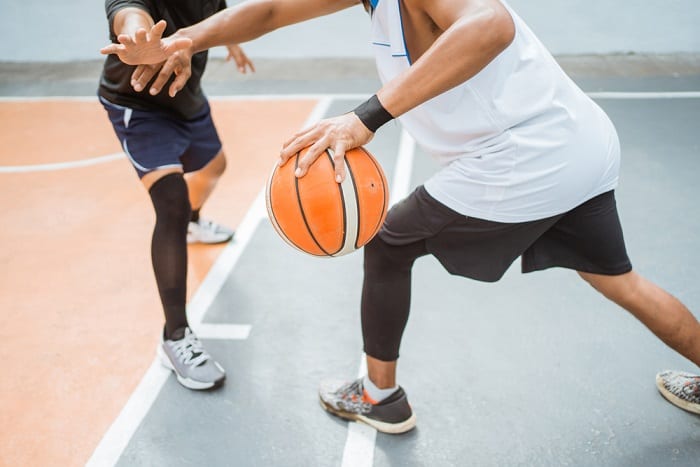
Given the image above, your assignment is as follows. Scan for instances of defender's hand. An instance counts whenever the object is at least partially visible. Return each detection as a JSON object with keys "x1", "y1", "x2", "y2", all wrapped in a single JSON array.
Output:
[
  {"x1": 226, "y1": 44, "x2": 255, "y2": 74},
  {"x1": 100, "y1": 20, "x2": 192, "y2": 65},
  {"x1": 130, "y1": 47, "x2": 193, "y2": 97}
]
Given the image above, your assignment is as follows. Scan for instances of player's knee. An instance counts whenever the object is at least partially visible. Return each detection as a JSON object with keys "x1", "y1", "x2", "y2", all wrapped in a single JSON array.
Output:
[
  {"x1": 148, "y1": 172, "x2": 192, "y2": 229},
  {"x1": 364, "y1": 235, "x2": 415, "y2": 275},
  {"x1": 578, "y1": 270, "x2": 641, "y2": 306},
  {"x1": 209, "y1": 151, "x2": 227, "y2": 177}
]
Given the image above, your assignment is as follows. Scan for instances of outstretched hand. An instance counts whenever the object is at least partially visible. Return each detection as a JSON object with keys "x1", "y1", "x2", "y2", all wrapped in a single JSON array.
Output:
[
  {"x1": 130, "y1": 46, "x2": 193, "y2": 97},
  {"x1": 280, "y1": 112, "x2": 375, "y2": 183},
  {"x1": 100, "y1": 20, "x2": 192, "y2": 65}
]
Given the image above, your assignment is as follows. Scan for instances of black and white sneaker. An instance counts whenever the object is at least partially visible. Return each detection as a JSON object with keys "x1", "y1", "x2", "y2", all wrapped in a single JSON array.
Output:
[
  {"x1": 319, "y1": 378, "x2": 416, "y2": 434},
  {"x1": 158, "y1": 327, "x2": 225, "y2": 390}
]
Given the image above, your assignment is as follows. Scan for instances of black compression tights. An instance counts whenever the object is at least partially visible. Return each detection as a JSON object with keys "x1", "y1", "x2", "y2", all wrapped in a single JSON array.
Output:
[
  {"x1": 148, "y1": 173, "x2": 191, "y2": 339},
  {"x1": 361, "y1": 235, "x2": 429, "y2": 362}
]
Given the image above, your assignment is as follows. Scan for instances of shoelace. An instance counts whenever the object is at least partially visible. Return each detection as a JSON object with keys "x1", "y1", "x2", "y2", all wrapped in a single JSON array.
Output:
[
  {"x1": 664, "y1": 374, "x2": 700, "y2": 399},
  {"x1": 198, "y1": 219, "x2": 222, "y2": 232},
  {"x1": 336, "y1": 380, "x2": 373, "y2": 413},
  {"x1": 339, "y1": 380, "x2": 364, "y2": 398},
  {"x1": 170, "y1": 332, "x2": 210, "y2": 367}
]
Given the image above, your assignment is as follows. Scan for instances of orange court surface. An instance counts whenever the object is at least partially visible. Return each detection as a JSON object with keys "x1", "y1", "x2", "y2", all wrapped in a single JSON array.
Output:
[{"x1": 0, "y1": 97, "x2": 318, "y2": 466}]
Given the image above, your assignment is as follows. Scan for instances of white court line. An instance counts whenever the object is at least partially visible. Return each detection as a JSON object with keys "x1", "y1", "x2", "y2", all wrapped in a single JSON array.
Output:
[
  {"x1": 1, "y1": 91, "x2": 698, "y2": 104},
  {"x1": 1, "y1": 91, "x2": 696, "y2": 174},
  {"x1": 588, "y1": 91, "x2": 700, "y2": 99},
  {"x1": 342, "y1": 357, "x2": 376, "y2": 467},
  {"x1": 86, "y1": 97, "x2": 333, "y2": 467},
  {"x1": 187, "y1": 189, "x2": 267, "y2": 326},
  {"x1": 341, "y1": 130, "x2": 416, "y2": 467},
  {"x1": 389, "y1": 130, "x2": 417, "y2": 207},
  {"x1": 0, "y1": 94, "x2": 362, "y2": 103},
  {"x1": 196, "y1": 324, "x2": 252, "y2": 340},
  {"x1": 0, "y1": 97, "x2": 335, "y2": 174},
  {"x1": 0, "y1": 152, "x2": 125, "y2": 173},
  {"x1": 85, "y1": 195, "x2": 264, "y2": 467}
]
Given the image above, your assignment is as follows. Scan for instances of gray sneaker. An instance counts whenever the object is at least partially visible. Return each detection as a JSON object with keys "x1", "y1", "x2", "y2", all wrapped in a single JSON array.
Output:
[
  {"x1": 319, "y1": 378, "x2": 417, "y2": 434},
  {"x1": 656, "y1": 370, "x2": 700, "y2": 415},
  {"x1": 187, "y1": 218, "x2": 234, "y2": 244},
  {"x1": 158, "y1": 327, "x2": 226, "y2": 390}
]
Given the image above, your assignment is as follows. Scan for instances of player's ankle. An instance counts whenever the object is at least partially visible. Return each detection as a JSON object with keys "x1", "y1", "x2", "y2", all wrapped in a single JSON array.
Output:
[{"x1": 363, "y1": 375, "x2": 398, "y2": 403}]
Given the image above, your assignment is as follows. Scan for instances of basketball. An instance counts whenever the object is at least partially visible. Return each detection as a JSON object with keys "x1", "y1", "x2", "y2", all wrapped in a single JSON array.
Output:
[{"x1": 266, "y1": 146, "x2": 389, "y2": 257}]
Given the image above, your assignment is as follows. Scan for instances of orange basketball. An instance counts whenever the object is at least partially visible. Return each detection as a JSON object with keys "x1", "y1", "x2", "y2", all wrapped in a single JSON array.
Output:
[{"x1": 266, "y1": 146, "x2": 389, "y2": 257}]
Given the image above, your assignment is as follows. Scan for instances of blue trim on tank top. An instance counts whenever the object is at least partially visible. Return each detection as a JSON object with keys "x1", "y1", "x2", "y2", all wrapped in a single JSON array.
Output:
[{"x1": 395, "y1": 0, "x2": 412, "y2": 64}]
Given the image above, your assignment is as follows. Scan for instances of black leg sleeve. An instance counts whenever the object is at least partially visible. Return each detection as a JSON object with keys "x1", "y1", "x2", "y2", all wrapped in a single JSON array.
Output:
[
  {"x1": 361, "y1": 235, "x2": 428, "y2": 361},
  {"x1": 148, "y1": 173, "x2": 191, "y2": 339}
]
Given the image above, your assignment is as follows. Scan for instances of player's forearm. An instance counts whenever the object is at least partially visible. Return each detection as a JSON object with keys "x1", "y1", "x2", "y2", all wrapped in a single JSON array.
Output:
[
  {"x1": 378, "y1": 3, "x2": 514, "y2": 118},
  {"x1": 112, "y1": 7, "x2": 155, "y2": 36},
  {"x1": 173, "y1": 1, "x2": 277, "y2": 53},
  {"x1": 172, "y1": 0, "x2": 358, "y2": 54}
]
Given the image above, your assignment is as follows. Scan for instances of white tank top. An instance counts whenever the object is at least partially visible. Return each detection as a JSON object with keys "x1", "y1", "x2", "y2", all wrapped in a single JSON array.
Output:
[{"x1": 371, "y1": 0, "x2": 620, "y2": 222}]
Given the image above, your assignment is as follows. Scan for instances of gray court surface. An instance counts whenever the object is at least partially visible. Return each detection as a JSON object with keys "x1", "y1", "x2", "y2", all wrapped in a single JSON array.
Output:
[
  {"x1": 116, "y1": 91, "x2": 700, "y2": 467},
  {"x1": 3, "y1": 56, "x2": 699, "y2": 466}
]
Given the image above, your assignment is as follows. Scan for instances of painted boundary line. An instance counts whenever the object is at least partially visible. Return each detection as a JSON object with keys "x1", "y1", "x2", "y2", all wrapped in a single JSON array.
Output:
[
  {"x1": 0, "y1": 96, "x2": 336, "y2": 174},
  {"x1": 85, "y1": 190, "x2": 264, "y2": 467},
  {"x1": 85, "y1": 98, "x2": 331, "y2": 467},
  {"x1": 342, "y1": 356, "x2": 376, "y2": 467},
  {"x1": 0, "y1": 152, "x2": 125, "y2": 173},
  {"x1": 0, "y1": 91, "x2": 698, "y2": 103},
  {"x1": 1, "y1": 92, "x2": 696, "y2": 174},
  {"x1": 587, "y1": 91, "x2": 700, "y2": 99},
  {"x1": 341, "y1": 129, "x2": 416, "y2": 467}
]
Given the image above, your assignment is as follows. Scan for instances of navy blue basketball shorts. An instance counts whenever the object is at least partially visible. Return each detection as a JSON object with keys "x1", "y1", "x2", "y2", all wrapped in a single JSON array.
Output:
[
  {"x1": 378, "y1": 186, "x2": 633, "y2": 282},
  {"x1": 100, "y1": 97, "x2": 222, "y2": 179}
]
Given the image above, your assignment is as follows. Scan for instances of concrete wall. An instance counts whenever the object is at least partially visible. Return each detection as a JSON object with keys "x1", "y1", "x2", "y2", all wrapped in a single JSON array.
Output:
[
  {"x1": 508, "y1": 0, "x2": 700, "y2": 55},
  {"x1": 0, "y1": 0, "x2": 698, "y2": 62}
]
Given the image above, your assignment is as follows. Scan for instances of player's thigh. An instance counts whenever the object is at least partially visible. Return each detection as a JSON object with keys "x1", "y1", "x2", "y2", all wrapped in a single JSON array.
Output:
[
  {"x1": 186, "y1": 150, "x2": 226, "y2": 181},
  {"x1": 180, "y1": 104, "x2": 223, "y2": 175}
]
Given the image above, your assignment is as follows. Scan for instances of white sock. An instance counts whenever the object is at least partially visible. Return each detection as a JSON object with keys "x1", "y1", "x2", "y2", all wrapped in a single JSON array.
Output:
[{"x1": 363, "y1": 375, "x2": 398, "y2": 403}]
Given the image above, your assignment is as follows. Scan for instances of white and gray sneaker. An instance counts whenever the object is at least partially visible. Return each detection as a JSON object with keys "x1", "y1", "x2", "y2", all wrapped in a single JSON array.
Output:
[
  {"x1": 187, "y1": 218, "x2": 234, "y2": 244},
  {"x1": 158, "y1": 327, "x2": 226, "y2": 390},
  {"x1": 656, "y1": 370, "x2": 700, "y2": 415}
]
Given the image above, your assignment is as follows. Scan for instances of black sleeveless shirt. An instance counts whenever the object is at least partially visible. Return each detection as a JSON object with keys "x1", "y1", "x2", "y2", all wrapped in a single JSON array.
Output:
[{"x1": 98, "y1": 0, "x2": 226, "y2": 119}]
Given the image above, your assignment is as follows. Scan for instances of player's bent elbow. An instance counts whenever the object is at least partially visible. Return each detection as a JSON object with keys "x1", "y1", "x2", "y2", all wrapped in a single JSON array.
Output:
[{"x1": 482, "y1": 6, "x2": 516, "y2": 52}]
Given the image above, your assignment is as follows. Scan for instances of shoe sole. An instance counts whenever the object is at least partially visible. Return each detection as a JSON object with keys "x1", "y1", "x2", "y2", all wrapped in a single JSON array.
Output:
[
  {"x1": 319, "y1": 397, "x2": 417, "y2": 434},
  {"x1": 157, "y1": 346, "x2": 225, "y2": 391},
  {"x1": 187, "y1": 233, "x2": 235, "y2": 245},
  {"x1": 656, "y1": 374, "x2": 700, "y2": 415}
]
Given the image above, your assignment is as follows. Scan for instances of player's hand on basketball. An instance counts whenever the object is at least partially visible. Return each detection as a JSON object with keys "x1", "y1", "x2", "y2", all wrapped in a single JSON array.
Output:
[
  {"x1": 100, "y1": 20, "x2": 192, "y2": 66},
  {"x1": 280, "y1": 113, "x2": 374, "y2": 183},
  {"x1": 130, "y1": 47, "x2": 193, "y2": 97},
  {"x1": 226, "y1": 44, "x2": 255, "y2": 74}
]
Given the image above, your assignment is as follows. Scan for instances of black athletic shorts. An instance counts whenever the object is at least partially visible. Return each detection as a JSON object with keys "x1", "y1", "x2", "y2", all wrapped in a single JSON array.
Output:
[
  {"x1": 100, "y1": 97, "x2": 222, "y2": 179},
  {"x1": 378, "y1": 186, "x2": 632, "y2": 282}
]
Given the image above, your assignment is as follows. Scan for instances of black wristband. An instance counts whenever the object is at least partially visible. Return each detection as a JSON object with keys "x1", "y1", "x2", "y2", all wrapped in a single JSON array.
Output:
[{"x1": 353, "y1": 94, "x2": 394, "y2": 133}]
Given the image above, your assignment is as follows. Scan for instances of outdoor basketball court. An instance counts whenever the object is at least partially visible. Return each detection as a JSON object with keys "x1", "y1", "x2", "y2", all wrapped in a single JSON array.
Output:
[{"x1": 1, "y1": 35, "x2": 699, "y2": 467}]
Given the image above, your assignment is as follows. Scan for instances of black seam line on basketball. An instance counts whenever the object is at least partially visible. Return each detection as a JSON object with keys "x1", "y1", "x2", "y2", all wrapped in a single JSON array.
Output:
[
  {"x1": 295, "y1": 153, "x2": 332, "y2": 256},
  {"x1": 328, "y1": 149, "x2": 346, "y2": 255},
  {"x1": 361, "y1": 147, "x2": 387, "y2": 239},
  {"x1": 343, "y1": 153, "x2": 361, "y2": 250}
]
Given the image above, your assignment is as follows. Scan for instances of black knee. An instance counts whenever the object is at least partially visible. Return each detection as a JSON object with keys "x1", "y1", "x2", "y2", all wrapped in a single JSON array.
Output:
[
  {"x1": 148, "y1": 173, "x2": 191, "y2": 232},
  {"x1": 364, "y1": 235, "x2": 425, "y2": 276}
]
